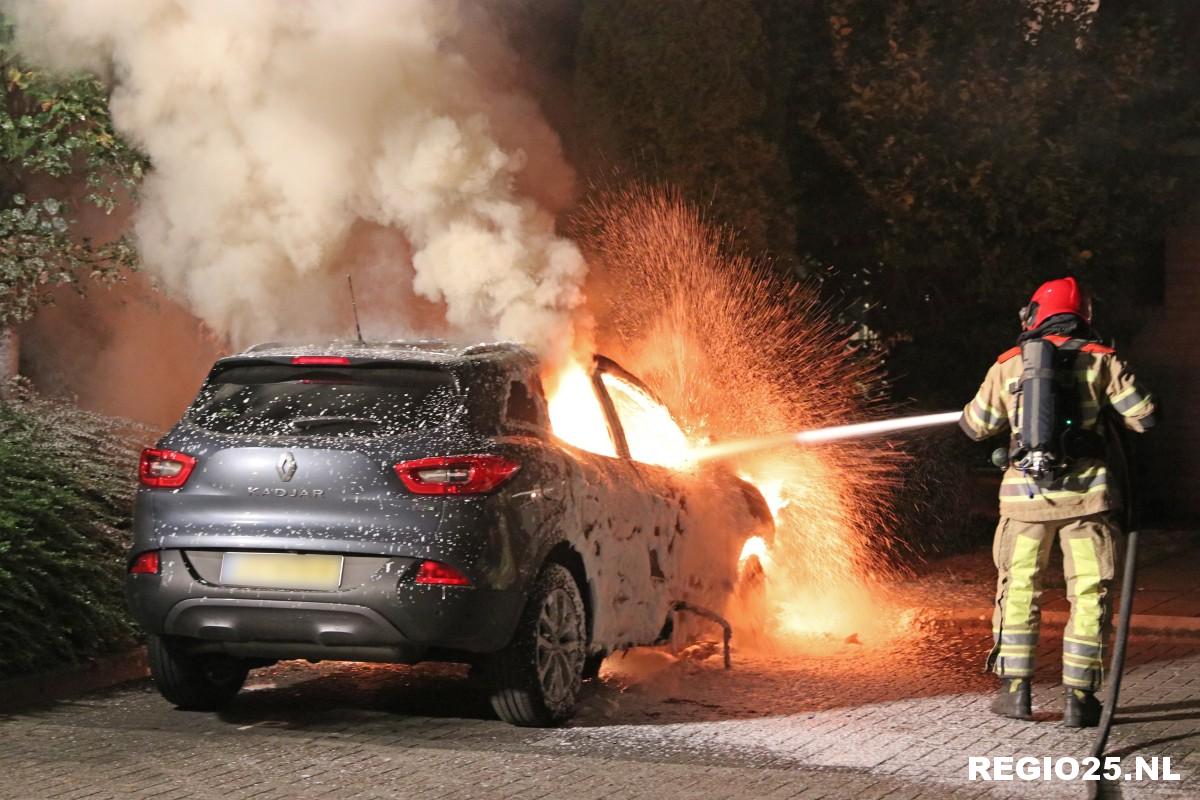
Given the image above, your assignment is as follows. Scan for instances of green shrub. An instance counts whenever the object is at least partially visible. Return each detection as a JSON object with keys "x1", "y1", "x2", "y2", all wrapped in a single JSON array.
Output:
[{"x1": 0, "y1": 383, "x2": 152, "y2": 678}]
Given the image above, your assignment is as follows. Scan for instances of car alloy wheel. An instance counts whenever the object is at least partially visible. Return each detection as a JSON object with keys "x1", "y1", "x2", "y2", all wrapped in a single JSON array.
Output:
[
  {"x1": 486, "y1": 562, "x2": 587, "y2": 726},
  {"x1": 536, "y1": 586, "x2": 584, "y2": 708}
]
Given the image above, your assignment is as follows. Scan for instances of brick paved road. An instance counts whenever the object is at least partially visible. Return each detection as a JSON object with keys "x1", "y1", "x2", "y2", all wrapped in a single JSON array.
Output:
[{"x1": 2, "y1": 624, "x2": 1196, "y2": 800}]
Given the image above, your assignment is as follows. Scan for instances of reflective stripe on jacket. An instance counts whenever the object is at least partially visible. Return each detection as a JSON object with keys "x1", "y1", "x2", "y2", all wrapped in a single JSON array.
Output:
[{"x1": 960, "y1": 342, "x2": 1156, "y2": 522}]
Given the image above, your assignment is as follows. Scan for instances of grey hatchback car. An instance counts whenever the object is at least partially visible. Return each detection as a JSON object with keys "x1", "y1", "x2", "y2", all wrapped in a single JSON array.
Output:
[{"x1": 127, "y1": 341, "x2": 772, "y2": 726}]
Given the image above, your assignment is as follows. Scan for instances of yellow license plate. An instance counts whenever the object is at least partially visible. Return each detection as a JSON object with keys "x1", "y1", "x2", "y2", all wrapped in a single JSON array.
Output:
[{"x1": 219, "y1": 552, "x2": 344, "y2": 591}]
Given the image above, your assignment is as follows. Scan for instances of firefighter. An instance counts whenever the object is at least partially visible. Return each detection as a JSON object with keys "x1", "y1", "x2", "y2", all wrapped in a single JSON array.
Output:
[{"x1": 960, "y1": 276, "x2": 1156, "y2": 727}]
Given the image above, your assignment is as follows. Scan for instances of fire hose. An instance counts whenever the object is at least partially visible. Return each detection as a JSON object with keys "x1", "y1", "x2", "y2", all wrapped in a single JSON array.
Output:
[
  {"x1": 1085, "y1": 528, "x2": 1137, "y2": 799},
  {"x1": 1085, "y1": 417, "x2": 1139, "y2": 800}
]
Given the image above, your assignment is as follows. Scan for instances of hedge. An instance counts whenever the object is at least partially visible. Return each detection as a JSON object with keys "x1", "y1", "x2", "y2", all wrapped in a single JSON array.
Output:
[{"x1": 0, "y1": 384, "x2": 152, "y2": 679}]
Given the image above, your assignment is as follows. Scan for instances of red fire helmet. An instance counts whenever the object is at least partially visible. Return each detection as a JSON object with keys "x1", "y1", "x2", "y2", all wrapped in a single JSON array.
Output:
[{"x1": 1020, "y1": 276, "x2": 1092, "y2": 330}]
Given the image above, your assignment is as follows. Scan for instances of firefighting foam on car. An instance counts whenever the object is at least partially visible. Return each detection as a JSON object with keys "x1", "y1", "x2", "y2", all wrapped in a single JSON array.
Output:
[{"x1": 128, "y1": 339, "x2": 779, "y2": 725}]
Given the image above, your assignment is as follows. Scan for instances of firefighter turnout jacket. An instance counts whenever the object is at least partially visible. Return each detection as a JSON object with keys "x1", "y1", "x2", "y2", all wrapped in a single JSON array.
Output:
[
  {"x1": 960, "y1": 336, "x2": 1156, "y2": 522},
  {"x1": 961, "y1": 336, "x2": 1156, "y2": 690}
]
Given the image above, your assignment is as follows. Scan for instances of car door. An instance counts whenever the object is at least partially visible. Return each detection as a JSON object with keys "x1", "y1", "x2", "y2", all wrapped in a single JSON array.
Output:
[
  {"x1": 591, "y1": 358, "x2": 751, "y2": 642},
  {"x1": 584, "y1": 358, "x2": 688, "y2": 647},
  {"x1": 535, "y1": 358, "x2": 672, "y2": 650}
]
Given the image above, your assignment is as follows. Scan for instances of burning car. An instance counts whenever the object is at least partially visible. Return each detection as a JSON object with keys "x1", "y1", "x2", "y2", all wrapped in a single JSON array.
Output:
[{"x1": 127, "y1": 341, "x2": 773, "y2": 726}]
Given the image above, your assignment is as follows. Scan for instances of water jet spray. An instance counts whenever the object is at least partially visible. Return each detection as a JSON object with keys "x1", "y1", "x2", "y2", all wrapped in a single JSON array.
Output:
[{"x1": 690, "y1": 411, "x2": 963, "y2": 463}]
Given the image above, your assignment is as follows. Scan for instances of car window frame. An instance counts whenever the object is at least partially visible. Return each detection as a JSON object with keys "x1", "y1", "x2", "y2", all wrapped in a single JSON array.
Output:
[
  {"x1": 588, "y1": 355, "x2": 687, "y2": 464},
  {"x1": 502, "y1": 374, "x2": 553, "y2": 436}
]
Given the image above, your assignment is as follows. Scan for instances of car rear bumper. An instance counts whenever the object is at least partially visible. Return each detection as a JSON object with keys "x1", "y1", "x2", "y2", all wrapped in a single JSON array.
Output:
[{"x1": 126, "y1": 549, "x2": 526, "y2": 663}]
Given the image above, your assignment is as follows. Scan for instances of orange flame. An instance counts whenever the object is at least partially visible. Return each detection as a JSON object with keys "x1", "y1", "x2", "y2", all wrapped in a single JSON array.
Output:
[
  {"x1": 545, "y1": 359, "x2": 618, "y2": 458},
  {"x1": 547, "y1": 358, "x2": 695, "y2": 470},
  {"x1": 598, "y1": 372, "x2": 693, "y2": 468},
  {"x1": 553, "y1": 188, "x2": 905, "y2": 651}
]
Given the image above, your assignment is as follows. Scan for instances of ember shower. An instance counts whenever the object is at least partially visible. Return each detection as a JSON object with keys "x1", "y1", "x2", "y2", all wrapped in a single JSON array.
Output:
[{"x1": 563, "y1": 190, "x2": 905, "y2": 648}]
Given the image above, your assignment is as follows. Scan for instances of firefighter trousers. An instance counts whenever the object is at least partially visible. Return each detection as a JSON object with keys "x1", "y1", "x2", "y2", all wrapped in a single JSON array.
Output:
[{"x1": 988, "y1": 512, "x2": 1119, "y2": 691}]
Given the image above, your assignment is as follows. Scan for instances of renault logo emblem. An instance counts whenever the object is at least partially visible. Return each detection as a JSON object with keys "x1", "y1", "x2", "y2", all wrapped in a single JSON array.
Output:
[{"x1": 277, "y1": 451, "x2": 298, "y2": 482}]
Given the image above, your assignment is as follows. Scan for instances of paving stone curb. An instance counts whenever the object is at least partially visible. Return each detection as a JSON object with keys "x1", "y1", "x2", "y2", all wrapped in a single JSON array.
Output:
[{"x1": 0, "y1": 646, "x2": 148, "y2": 711}]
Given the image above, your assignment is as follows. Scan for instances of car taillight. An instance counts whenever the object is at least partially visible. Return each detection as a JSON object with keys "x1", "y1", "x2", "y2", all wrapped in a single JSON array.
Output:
[
  {"x1": 414, "y1": 560, "x2": 472, "y2": 586},
  {"x1": 292, "y1": 356, "x2": 350, "y2": 366},
  {"x1": 393, "y1": 455, "x2": 520, "y2": 495},
  {"x1": 139, "y1": 448, "x2": 197, "y2": 489},
  {"x1": 129, "y1": 551, "x2": 160, "y2": 575}
]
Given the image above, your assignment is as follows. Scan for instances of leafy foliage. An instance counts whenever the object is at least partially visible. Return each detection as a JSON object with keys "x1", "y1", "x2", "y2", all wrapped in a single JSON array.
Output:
[
  {"x1": 572, "y1": 0, "x2": 1200, "y2": 405},
  {"x1": 790, "y1": 0, "x2": 1200, "y2": 403},
  {"x1": 0, "y1": 383, "x2": 150, "y2": 678},
  {"x1": 573, "y1": 0, "x2": 797, "y2": 262},
  {"x1": 0, "y1": 19, "x2": 146, "y2": 327}
]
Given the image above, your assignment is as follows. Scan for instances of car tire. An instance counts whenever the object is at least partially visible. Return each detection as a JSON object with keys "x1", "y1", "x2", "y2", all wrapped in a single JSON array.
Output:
[
  {"x1": 148, "y1": 635, "x2": 249, "y2": 711},
  {"x1": 486, "y1": 562, "x2": 586, "y2": 727}
]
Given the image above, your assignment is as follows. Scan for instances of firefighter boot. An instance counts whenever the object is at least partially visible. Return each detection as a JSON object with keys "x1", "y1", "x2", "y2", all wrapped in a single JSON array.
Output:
[
  {"x1": 1063, "y1": 688, "x2": 1102, "y2": 728},
  {"x1": 990, "y1": 678, "x2": 1032, "y2": 720}
]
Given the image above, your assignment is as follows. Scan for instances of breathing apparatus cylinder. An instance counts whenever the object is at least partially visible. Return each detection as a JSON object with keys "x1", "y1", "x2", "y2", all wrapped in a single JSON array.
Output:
[{"x1": 1015, "y1": 339, "x2": 1061, "y2": 480}]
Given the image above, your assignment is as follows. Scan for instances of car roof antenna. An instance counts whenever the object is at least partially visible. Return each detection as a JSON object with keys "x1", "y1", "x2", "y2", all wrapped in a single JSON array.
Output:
[{"x1": 346, "y1": 274, "x2": 366, "y2": 344}]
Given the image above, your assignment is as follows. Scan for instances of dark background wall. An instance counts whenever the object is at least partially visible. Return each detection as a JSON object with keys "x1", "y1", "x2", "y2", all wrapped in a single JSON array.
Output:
[{"x1": 1130, "y1": 204, "x2": 1200, "y2": 522}]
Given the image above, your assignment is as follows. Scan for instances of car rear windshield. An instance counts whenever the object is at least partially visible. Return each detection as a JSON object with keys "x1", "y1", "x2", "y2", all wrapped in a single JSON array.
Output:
[{"x1": 186, "y1": 363, "x2": 462, "y2": 438}]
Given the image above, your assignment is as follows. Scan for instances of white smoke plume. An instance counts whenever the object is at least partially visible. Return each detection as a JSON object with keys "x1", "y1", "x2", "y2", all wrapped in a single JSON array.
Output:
[{"x1": 4, "y1": 0, "x2": 586, "y2": 354}]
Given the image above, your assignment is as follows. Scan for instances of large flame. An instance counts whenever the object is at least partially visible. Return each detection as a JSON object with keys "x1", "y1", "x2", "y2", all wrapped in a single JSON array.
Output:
[
  {"x1": 548, "y1": 188, "x2": 905, "y2": 651},
  {"x1": 598, "y1": 372, "x2": 693, "y2": 468},
  {"x1": 546, "y1": 360, "x2": 617, "y2": 458},
  {"x1": 548, "y1": 359, "x2": 695, "y2": 470}
]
